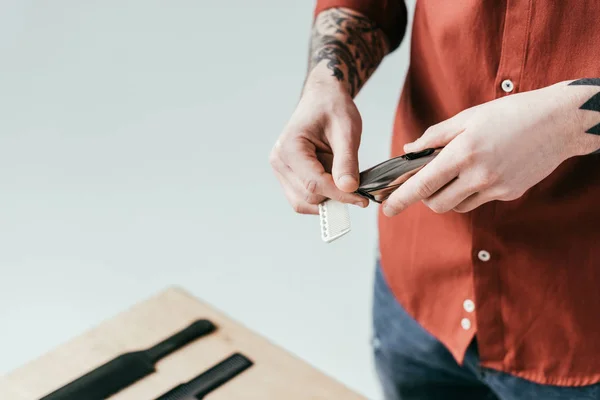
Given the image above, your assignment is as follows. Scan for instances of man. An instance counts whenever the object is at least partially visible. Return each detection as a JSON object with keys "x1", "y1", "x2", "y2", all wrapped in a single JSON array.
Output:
[{"x1": 270, "y1": 2, "x2": 600, "y2": 399}]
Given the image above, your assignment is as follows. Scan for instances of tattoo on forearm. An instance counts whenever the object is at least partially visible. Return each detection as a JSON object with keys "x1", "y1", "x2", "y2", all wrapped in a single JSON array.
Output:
[
  {"x1": 569, "y1": 78, "x2": 600, "y2": 135},
  {"x1": 309, "y1": 8, "x2": 389, "y2": 97}
]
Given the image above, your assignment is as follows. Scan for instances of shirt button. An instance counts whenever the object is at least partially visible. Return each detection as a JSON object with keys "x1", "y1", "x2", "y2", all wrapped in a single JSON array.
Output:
[
  {"x1": 461, "y1": 318, "x2": 472, "y2": 330},
  {"x1": 501, "y1": 79, "x2": 514, "y2": 93},
  {"x1": 463, "y1": 299, "x2": 475, "y2": 313},
  {"x1": 478, "y1": 250, "x2": 491, "y2": 262}
]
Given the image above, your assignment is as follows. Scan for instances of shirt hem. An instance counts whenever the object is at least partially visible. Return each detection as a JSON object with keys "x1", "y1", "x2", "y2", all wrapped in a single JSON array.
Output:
[{"x1": 481, "y1": 361, "x2": 600, "y2": 387}]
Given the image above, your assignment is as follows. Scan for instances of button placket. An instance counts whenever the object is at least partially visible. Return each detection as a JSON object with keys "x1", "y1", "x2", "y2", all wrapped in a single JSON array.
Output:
[{"x1": 494, "y1": 0, "x2": 532, "y2": 97}]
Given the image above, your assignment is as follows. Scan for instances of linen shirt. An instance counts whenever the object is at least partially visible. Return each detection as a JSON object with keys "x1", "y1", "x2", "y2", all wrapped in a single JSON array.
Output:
[{"x1": 315, "y1": 0, "x2": 600, "y2": 386}]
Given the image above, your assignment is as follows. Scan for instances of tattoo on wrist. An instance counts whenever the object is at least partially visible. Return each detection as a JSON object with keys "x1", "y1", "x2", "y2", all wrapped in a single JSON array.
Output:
[
  {"x1": 569, "y1": 78, "x2": 600, "y2": 154},
  {"x1": 309, "y1": 8, "x2": 388, "y2": 97}
]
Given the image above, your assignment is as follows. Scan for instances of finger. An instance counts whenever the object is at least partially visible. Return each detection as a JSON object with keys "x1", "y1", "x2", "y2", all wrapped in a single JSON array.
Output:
[
  {"x1": 453, "y1": 191, "x2": 494, "y2": 213},
  {"x1": 286, "y1": 172, "x2": 327, "y2": 205},
  {"x1": 383, "y1": 148, "x2": 460, "y2": 216},
  {"x1": 316, "y1": 152, "x2": 334, "y2": 173},
  {"x1": 275, "y1": 170, "x2": 319, "y2": 215},
  {"x1": 421, "y1": 175, "x2": 477, "y2": 214},
  {"x1": 272, "y1": 155, "x2": 327, "y2": 205},
  {"x1": 329, "y1": 118, "x2": 361, "y2": 192},
  {"x1": 282, "y1": 138, "x2": 368, "y2": 207},
  {"x1": 403, "y1": 109, "x2": 473, "y2": 153}
]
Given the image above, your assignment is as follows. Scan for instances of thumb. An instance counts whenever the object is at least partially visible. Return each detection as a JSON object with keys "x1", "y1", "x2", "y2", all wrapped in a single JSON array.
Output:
[
  {"x1": 329, "y1": 119, "x2": 361, "y2": 193},
  {"x1": 404, "y1": 110, "x2": 470, "y2": 153}
]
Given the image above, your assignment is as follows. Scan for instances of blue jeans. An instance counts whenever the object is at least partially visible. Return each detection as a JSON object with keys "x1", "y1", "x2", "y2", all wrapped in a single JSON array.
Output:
[{"x1": 372, "y1": 263, "x2": 600, "y2": 400}]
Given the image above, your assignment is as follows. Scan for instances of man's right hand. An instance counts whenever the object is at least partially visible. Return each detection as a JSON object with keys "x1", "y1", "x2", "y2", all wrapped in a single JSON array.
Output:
[
  {"x1": 269, "y1": 73, "x2": 369, "y2": 215},
  {"x1": 269, "y1": 7, "x2": 390, "y2": 214}
]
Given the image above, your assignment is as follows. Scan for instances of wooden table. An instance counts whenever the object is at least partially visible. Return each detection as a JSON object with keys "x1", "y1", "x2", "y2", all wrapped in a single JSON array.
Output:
[{"x1": 0, "y1": 288, "x2": 366, "y2": 400}]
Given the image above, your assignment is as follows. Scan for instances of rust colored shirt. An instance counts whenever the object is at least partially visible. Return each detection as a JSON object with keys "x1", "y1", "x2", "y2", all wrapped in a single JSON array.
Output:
[{"x1": 315, "y1": 0, "x2": 600, "y2": 386}]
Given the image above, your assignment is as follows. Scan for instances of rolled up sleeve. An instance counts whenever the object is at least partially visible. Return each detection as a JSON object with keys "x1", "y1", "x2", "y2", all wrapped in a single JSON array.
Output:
[{"x1": 314, "y1": 0, "x2": 408, "y2": 51}]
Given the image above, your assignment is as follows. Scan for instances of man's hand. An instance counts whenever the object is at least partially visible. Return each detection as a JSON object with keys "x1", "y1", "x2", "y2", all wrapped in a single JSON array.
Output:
[
  {"x1": 270, "y1": 77, "x2": 368, "y2": 214},
  {"x1": 270, "y1": 8, "x2": 389, "y2": 214},
  {"x1": 383, "y1": 81, "x2": 600, "y2": 216}
]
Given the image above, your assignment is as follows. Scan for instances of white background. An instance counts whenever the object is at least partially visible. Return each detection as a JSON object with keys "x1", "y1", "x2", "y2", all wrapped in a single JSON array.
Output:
[{"x1": 0, "y1": 1, "x2": 414, "y2": 398}]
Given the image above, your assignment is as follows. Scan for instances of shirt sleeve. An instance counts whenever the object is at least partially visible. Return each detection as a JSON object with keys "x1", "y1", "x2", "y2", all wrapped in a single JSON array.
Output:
[{"x1": 314, "y1": 0, "x2": 408, "y2": 51}]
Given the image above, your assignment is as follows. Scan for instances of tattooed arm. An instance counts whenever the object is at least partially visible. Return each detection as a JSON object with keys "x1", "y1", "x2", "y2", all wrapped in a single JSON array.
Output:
[
  {"x1": 270, "y1": 7, "x2": 403, "y2": 214},
  {"x1": 308, "y1": 8, "x2": 390, "y2": 98}
]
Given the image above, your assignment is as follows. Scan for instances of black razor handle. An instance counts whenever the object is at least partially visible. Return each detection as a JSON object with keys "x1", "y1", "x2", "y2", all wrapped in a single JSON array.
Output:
[
  {"x1": 40, "y1": 319, "x2": 216, "y2": 400},
  {"x1": 154, "y1": 353, "x2": 253, "y2": 400}
]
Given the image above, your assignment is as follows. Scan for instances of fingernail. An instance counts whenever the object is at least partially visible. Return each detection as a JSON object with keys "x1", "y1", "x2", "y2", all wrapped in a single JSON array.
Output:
[
  {"x1": 383, "y1": 204, "x2": 396, "y2": 217},
  {"x1": 354, "y1": 201, "x2": 367, "y2": 208},
  {"x1": 338, "y1": 174, "x2": 357, "y2": 189},
  {"x1": 404, "y1": 143, "x2": 416, "y2": 152}
]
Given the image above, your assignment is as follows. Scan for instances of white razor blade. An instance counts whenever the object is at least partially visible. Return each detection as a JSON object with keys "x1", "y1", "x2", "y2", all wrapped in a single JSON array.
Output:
[{"x1": 318, "y1": 199, "x2": 351, "y2": 243}]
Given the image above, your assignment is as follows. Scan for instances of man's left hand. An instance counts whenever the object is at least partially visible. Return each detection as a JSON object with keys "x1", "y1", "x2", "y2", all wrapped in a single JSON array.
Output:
[{"x1": 383, "y1": 82, "x2": 592, "y2": 216}]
